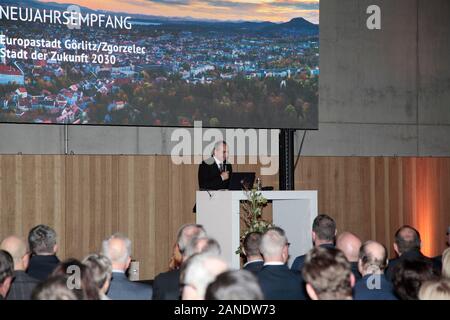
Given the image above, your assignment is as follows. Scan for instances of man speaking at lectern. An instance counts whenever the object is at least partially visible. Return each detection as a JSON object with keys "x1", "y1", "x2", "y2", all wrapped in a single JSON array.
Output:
[{"x1": 198, "y1": 140, "x2": 233, "y2": 190}]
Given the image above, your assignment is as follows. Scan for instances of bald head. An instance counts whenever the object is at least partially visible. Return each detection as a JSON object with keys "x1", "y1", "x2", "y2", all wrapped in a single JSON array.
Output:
[
  {"x1": 0, "y1": 235, "x2": 30, "y2": 271},
  {"x1": 358, "y1": 240, "x2": 388, "y2": 275},
  {"x1": 101, "y1": 234, "x2": 132, "y2": 271},
  {"x1": 336, "y1": 232, "x2": 362, "y2": 262}
]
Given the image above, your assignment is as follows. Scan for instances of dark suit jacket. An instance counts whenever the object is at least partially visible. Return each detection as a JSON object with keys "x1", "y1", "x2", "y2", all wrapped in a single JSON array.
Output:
[
  {"x1": 152, "y1": 269, "x2": 180, "y2": 300},
  {"x1": 385, "y1": 249, "x2": 438, "y2": 281},
  {"x1": 7, "y1": 271, "x2": 39, "y2": 300},
  {"x1": 198, "y1": 158, "x2": 232, "y2": 190},
  {"x1": 257, "y1": 264, "x2": 306, "y2": 300},
  {"x1": 27, "y1": 255, "x2": 60, "y2": 282},
  {"x1": 243, "y1": 260, "x2": 264, "y2": 274},
  {"x1": 354, "y1": 274, "x2": 398, "y2": 300},
  {"x1": 291, "y1": 243, "x2": 334, "y2": 272},
  {"x1": 350, "y1": 261, "x2": 362, "y2": 281},
  {"x1": 107, "y1": 272, "x2": 152, "y2": 300}
]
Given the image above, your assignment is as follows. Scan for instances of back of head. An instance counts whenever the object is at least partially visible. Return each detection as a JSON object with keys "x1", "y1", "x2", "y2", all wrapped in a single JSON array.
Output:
[
  {"x1": 28, "y1": 225, "x2": 57, "y2": 255},
  {"x1": 418, "y1": 279, "x2": 450, "y2": 300},
  {"x1": 182, "y1": 253, "x2": 229, "y2": 300},
  {"x1": 0, "y1": 249, "x2": 14, "y2": 285},
  {"x1": 336, "y1": 232, "x2": 362, "y2": 262},
  {"x1": 185, "y1": 236, "x2": 221, "y2": 257},
  {"x1": 82, "y1": 254, "x2": 112, "y2": 290},
  {"x1": 312, "y1": 214, "x2": 336, "y2": 243},
  {"x1": 205, "y1": 270, "x2": 263, "y2": 300},
  {"x1": 243, "y1": 232, "x2": 262, "y2": 258},
  {"x1": 394, "y1": 225, "x2": 421, "y2": 255},
  {"x1": 302, "y1": 247, "x2": 353, "y2": 300},
  {"x1": 51, "y1": 258, "x2": 100, "y2": 300},
  {"x1": 260, "y1": 227, "x2": 288, "y2": 260},
  {"x1": 0, "y1": 235, "x2": 29, "y2": 269},
  {"x1": 442, "y1": 247, "x2": 450, "y2": 279},
  {"x1": 358, "y1": 240, "x2": 388, "y2": 275},
  {"x1": 392, "y1": 257, "x2": 438, "y2": 300},
  {"x1": 101, "y1": 233, "x2": 131, "y2": 269},
  {"x1": 32, "y1": 275, "x2": 83, "y2": 300},
  {"x1": 176, "y1": 224, "x2": 207, "y2": 257}
]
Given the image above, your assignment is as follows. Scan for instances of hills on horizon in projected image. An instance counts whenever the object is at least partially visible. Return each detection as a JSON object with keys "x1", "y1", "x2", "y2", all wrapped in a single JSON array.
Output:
[{"x1": 0, "y1": 0, "x2": 319, "y2": 129}]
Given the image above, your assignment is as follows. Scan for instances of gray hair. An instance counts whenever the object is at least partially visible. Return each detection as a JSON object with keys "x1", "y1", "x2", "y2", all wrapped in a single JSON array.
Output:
[
  {"x1": 183, "y1": 253, "x2": 228, "y2": 299},
  {"x1": 28, "y1": 225, "x2": 57, "y2": 255},
  {"x1": 176, "y1": 224, "x2": 207, "y2": 255},
  {"x1": 185, "y1": 237, "x2": 221, "y2": 258},
  {"x1": 260, "y1": 227, "x2": 288, "y2": 258},
  {"x1": 82, "y1": 254, "x2": 113, "y2": 289},
  {"x1": 101, "y1": 233, "x2": 132, "y2": 264}
]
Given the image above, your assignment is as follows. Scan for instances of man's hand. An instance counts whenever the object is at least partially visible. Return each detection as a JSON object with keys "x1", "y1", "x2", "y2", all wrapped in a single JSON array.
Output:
[{"x1": 221, "y1": 171, "x2": 229, "y2": 181}]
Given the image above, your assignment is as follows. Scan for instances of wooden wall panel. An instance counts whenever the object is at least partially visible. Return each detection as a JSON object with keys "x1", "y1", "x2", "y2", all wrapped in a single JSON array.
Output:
[
  {"x1": 65, "y1": 156, "x2": 119, "y2": 263},
  {"x1": 0, "y1": 156, "x2": 65, "y2": 258},
  {"x1": 1, "y1": 155, "x2": 450, "y2": 279}
]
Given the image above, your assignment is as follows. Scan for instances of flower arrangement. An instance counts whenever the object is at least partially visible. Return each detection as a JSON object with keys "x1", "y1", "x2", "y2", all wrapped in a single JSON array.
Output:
[{"x1": 236, "y1": 188, "x2": 273, "y2": 254}]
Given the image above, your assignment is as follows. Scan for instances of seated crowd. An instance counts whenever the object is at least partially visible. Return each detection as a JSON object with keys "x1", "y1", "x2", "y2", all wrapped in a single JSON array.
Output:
[{"x1": 0, "y1": 216, "x2": 449, "y2": 300}]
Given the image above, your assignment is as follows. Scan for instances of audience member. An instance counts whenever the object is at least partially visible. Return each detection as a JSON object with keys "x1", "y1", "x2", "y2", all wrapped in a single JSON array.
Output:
[
  {"x1": 354, "y1": 240, "x2": 397, "y2": 300},
  {"x1": 0, "y1": 250, "x2": 14, "y2": 299},
  {"x1": 336, "y1": 232, "x2": 362, "y2": 281},
  {"x1": 168, "y1": 242, "x2": 183, "y2": 271},
  {"x1": 32, "y1": 275, "x2": 82, "y2": 300},
  {"x1": 418, "y1": 279, "x2": 450, "y2": 300},
  {"x1": 386, "y1": 225, "x2": 439, "y2": 280},
  {"x1": 51, "y1": 258, "x2": 100, "y2": 300},
  {"x1": 0, "y1": 235, "x2": 39, "y2": 300},
  {"x1": 27, "y1": 225, "x2": 60, "y2": 281},
  {"x1": 442, "y1": 247, "x2": 450, "y2": 279},
  {"x1": 258, "y1": 227, "x2": 305, "y2": 300},
  {"x1": 242, "y1": 232, "x2": 264, "y2": 274},
  {"x1": 102, "y1": 233, "x2": 152, "y2": 300},
  {"x1": 82, "y1": 254, "x2": 113, "y2": 300},
  {"x1": 432, "y1": 226, "x2": 450, "y2": 271},
  {"x1": 302, "y1": 246, "x2": 354, "y2": 300},
  {"x1": 152, "y1": 224, "x2": 206, "y2": 300},
  {"x1": 205, "y1": 270, "x2": 263, "y2": 300},
  {"x1": 182, "y1": 253, "x2": 228, "y2": 300},
  {"x1": 391, "y1": 257, "x2": 438, "y2": 300},
  {"x1": 291, "y1": 214, "x2": 336, "y2": 272},
  {"x1": 185, "y1": 236, "x2": 221, "y2": 257}
]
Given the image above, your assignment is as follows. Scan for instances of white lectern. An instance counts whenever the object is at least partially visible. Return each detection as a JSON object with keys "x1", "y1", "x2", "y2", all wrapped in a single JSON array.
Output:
[{"x1": 196, "y1": 190, "x2": 318, "y2": 269}]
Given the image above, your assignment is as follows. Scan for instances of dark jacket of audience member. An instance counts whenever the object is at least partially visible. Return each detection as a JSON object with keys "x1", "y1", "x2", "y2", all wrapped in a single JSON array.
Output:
[
  {"x1": 258, "y1": 265, "x2": 306, "y2": 300},
  {"x1": 244, "y1": 260, "x2": 264, "y2": 274},
  {"x1": 27, "y1": 255, "x2": 60, "y2": 282},
  {"x1": 354, "y1": 274, "x2": 397, "y2": 300},
  {"x1": 392, "y1": 257, "x2": 438, "y2": 300},
  {"x1": 291, "y1": 243, "x2": 334, "y2": 272},
  {"x1": 7, "y1": 271, "x2": 39, "y2": 300},
  {"x1": 152, "y1": 269, "x2": 181, "y2": 300},
  {"x1": 350, "y1": 261, "x2": 362, "y2": 281},
  {"x1": 107, "y1": 272, "x2": 152, "y2": 300},
  {"x1": 386, "y1": 248, "x2": 438, "y2": 281}
]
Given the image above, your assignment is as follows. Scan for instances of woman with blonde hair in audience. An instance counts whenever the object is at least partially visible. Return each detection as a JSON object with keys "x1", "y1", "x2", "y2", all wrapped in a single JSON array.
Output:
[{"x1": 418, "y1": 279, "x2": 450, "y2": 300}]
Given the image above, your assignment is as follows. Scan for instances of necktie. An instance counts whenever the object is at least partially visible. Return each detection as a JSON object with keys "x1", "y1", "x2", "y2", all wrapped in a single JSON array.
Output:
[{"x1": 219, "y1": 163, "x2": 224, "y2": 172}]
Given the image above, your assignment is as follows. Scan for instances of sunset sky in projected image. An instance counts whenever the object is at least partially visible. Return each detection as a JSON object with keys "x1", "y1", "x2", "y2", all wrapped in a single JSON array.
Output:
[{"x1": 38, "y1": 0, "x2": 319, "y2": 24}]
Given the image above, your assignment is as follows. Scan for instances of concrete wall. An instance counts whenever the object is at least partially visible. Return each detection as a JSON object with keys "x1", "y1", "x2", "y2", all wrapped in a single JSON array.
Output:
[{"x1": 0, "y1": 0, "x2": 449, "y2": 156}]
